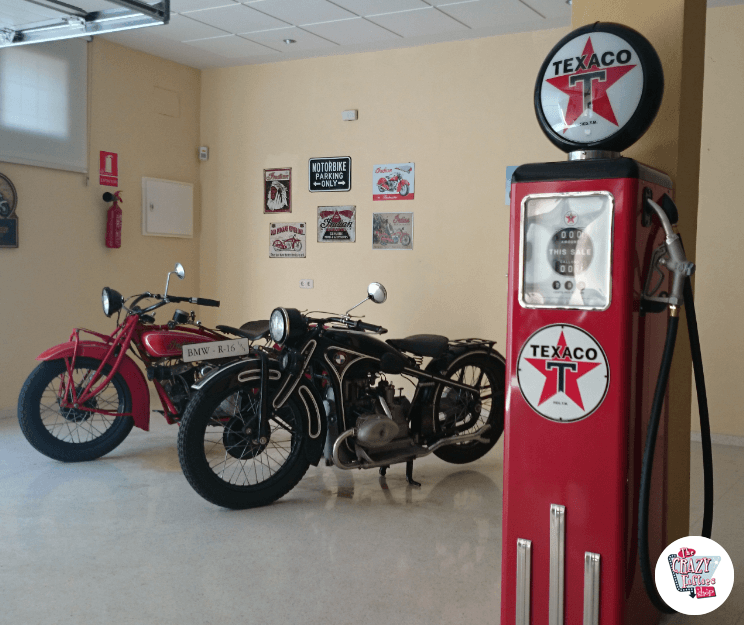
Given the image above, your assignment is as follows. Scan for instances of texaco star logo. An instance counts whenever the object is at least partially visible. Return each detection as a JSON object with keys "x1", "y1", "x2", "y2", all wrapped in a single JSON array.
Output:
[
  {"x1": 539, "y1": 31, "x2": 645, "y2": 145},
  {"x1": 517, "y1": 324, "x2": 609, "y2": 422},
  {"x1": 564, "y1": 211, "x2": 577, "y2": 225},
  {"x1": 546, "y1": 37, "x2": 636, "y2": 132}
]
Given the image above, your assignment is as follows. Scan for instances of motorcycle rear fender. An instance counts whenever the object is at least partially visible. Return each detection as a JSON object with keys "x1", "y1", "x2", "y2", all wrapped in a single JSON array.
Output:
[
  {"x1": 36, "y1": 341, "x2": 151, "y2": 431},
  {"x1": 192, "y1": 357, "x2": 327, "y2": 466}
]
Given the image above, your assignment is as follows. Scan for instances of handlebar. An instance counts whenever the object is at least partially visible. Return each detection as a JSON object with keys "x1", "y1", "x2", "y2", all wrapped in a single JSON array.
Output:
[
  {"x1": 321, "y1": 316, "x2": 387, "y2": 335},
  {"x1": 355, "y1": 320, "x2": 387, "y2": 334},
  {"x1": 169, "y1": 296, "x2": 221, "y2": 307}
]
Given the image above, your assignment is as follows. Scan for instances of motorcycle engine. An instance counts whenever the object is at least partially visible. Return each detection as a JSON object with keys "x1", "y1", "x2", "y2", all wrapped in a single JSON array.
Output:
[{"x1": 348, "y1": 380, "x2": 411, "y2": 451}]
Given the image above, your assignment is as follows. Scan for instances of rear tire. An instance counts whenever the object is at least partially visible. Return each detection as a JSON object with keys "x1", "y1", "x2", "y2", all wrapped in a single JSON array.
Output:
[
  {"x1": 178, "y1": 378, "x2": 312, "y2": 509},
  {"x1": 18, "y1": 357, "x2": 134, "y2": 462},
  {"x1": 432, "y1": 353, "x2": 505, "y2": 464}
]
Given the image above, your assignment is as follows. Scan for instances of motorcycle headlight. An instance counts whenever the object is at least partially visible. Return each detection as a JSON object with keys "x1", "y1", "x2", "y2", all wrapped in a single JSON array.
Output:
[
  {"x1": 269, "y1": 308, "x2": 287, "y2": 343},
  {"x1": 269, "y1": 308, "x2": 306, "y2": 344},
  {"x1": 102, "y1": 287, "x2": 123, "y2": 317}
]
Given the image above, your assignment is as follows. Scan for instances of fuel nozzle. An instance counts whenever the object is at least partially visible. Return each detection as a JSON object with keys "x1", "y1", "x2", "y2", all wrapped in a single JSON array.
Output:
[{"x1": 642, "y1": 199, "x2": 695, "y2": 308}]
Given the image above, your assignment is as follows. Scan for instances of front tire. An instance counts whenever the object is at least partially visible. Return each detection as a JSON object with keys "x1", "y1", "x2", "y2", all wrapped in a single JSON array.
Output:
[
  {"x1": 18, "y1": 357, "x2": 134, "y2": 462},
  {"x1": 178, "y1": 378, "x2": 312, "y2": 509},
  {"x1": 399, "y1": 183, "x2": 409, "y2": 197},
  {"x1": 432, "y1": 353, "x2": 505, "y2": 464}
]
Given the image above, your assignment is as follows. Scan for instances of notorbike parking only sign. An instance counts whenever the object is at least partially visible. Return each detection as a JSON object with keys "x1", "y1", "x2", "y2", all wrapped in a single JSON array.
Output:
[{"x1": 308, "y1": 157, "x2": 351, "y2": 192}]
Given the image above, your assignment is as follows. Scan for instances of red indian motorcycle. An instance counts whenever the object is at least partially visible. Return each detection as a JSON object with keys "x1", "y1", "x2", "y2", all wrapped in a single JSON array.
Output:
[
  {"x1": 272, "y1": 235, "x2": 303, "y2": 252},
  {"x1": 376, "y1": 166, "x2": 412, "y2": 197},
  {"x1": 17, "y1": 263, "x2": 270, "y2": 462}
]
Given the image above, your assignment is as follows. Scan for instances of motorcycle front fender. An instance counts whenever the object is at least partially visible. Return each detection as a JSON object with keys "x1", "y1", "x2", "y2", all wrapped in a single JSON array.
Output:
[
  {"x1": 36, "y1": 341, "x2": 151, "y2": 431},
  {"x1": 192, "y1": 357, "x2": 326, "y2": 466}
]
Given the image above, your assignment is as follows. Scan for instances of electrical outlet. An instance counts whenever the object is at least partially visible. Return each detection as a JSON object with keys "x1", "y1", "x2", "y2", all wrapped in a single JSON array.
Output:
[{"x1": 300, "y1": 279, "x2": 314, "y2": 289}]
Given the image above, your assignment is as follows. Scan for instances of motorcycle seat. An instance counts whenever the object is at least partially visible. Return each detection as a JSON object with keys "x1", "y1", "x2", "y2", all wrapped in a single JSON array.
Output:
[
  {"x1": 216, "y1": 320, "x2": 270, "y2": 341},
  {"x1": 386, "y1": 334, "x2": 449, "y2": 358}
]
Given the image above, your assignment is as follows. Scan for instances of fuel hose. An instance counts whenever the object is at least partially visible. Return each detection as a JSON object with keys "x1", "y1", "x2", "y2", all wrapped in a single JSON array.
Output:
[{"x1": 638, "y1": 274, "x2": 714, "y2": 613}]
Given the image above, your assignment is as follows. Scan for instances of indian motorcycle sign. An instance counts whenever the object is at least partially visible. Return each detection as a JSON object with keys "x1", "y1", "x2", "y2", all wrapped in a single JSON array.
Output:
[
  {"x1": 318, "y1": 206, "x2": 355, "y2": 242},
  {"x1": 373, "y1": 162, "x2": 414, "y2": 201},
  {"x1": 270, "y1": 222, "x2": 305, "y2": 258}
]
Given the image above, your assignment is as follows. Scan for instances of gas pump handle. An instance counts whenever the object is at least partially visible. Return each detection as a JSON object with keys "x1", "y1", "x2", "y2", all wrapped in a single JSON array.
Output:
[{"x1": 645, "y1": 199, "x2": 695, "y2": 306}]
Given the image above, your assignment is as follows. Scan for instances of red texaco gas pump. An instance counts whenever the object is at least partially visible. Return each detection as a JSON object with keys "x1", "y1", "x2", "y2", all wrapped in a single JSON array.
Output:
[{"x1": 501, "y1": 23, "x2": 713, "y2": 625}]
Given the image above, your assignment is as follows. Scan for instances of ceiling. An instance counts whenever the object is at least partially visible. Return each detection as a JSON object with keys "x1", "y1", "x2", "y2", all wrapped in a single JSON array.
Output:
[{"x1": 100, "y1": 0, "x2": 572, "y2": 69}]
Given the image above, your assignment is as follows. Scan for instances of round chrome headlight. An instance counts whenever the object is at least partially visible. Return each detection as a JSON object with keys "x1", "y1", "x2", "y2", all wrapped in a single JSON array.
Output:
[
  {"x1": 102, "y1": 287, "x2": 123, "y2": 318},
  {"x1": 270, "y1": 308, "x2": 288, "y2": 344}
]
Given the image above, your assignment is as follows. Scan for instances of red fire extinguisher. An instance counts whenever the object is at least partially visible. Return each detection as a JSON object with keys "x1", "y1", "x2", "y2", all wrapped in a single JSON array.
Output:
[{"x1": 104, "y1": 191, "x2": 122, "y2": 249}]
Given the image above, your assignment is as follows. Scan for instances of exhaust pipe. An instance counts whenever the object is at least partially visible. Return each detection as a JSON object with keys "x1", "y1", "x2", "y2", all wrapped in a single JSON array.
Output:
[{"x1": 332, "y1": 425, "x2": 492, "y2": 470}]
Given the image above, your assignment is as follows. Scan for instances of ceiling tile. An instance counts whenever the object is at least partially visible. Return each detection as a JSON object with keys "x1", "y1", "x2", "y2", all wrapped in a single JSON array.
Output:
[
  {"x1": 0, "y1": 0, "x2": 60, "y2": 28},
  {"x1": 184, "y1": 33, "x2": 280, "y2": 57},
  {"x1": 515, "y1": 0, "x2": 570, "y2": 19},
  {"x1": 102, "y1": 29, "x2": 229, "y2": 68},
  {"x1": 170, "y1": 0, "x2": 240, "y2": 14},
  {"x1": 243, "y1": 25, "x2": 338, "y2": 51},
  {"x1": 330, "y1": 0, "x2": 428, "y2": 16},
  {"x1": 366, "y1": 6, "x2": 469, "y2": 37},
  {"x1": 184, "y1": 4, "x2": 289, "y2": 32},
  {"x1": 157, "y1": 14, "x2": 230, "y2": 40},
  {"x1": 437, "y1": 0, "x2": 540, "y2": 27},
  {"x1": 245, "y1": 0, "x2": 355, "y2": 25},
  {"x1": 301, "y1": 17, "x2": 400, "y2": 44}
]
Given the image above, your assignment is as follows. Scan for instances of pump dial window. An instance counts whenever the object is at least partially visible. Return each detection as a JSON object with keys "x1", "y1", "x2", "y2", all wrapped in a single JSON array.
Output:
[
  {"x1": 520, "y1": 192, "x2": 613, "y2": 310},
  {"x1": 548, "y1": 228, "x2": 594, "y2": 276}
]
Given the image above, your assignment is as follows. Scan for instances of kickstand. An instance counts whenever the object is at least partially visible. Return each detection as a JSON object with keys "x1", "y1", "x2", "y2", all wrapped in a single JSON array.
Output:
[
  {"x1": 379, "y1": 466, "x2": 388, "y2": 476},
  {"x1": 405, "y1": 460, "x2": 421, "y2": 487}
]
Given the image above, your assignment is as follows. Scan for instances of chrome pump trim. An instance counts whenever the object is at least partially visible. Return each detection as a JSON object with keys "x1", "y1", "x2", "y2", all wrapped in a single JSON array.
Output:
[
  {"x1": 549, "y1": 504, "x2": 566, "y2": 625},
  {"x1": 583, "y1": 552, "x2": 601, "y2": 625},
  {"x1": 516, "y1": 538, "x2": 532, "y2": 625}
]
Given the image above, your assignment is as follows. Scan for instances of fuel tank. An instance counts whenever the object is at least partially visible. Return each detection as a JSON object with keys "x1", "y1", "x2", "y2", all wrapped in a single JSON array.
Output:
[
  {"x1": 325, "y1": 330, "x2": 405, "y2": 361},
  {"x1": 141, "y1": 329, "x2": 215, "y2": 358}
]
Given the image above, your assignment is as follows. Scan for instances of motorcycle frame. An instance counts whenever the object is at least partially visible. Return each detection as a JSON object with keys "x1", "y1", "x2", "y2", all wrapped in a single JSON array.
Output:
[
  {"x1": 274, "y1": 325, "x2": 500, "y2": 442},
  {"x1": 58, "y1": 314, "x2": 227, "y2": 424}
]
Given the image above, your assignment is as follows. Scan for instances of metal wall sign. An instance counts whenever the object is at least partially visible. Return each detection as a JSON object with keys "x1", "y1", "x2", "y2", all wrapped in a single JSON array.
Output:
[
  {"x1": 308, "y1": 157, "x2": 351, "y2": 192},
  {"x1": 265, "y1": 168, "x2": 291, "y2": 213},
  {"x1": 318, "y1": 206, "x2": 355, "y2": 242},
  {"x1": 270, "y1": 222, "x2": 305, "y2": 258},
  {"x1": 0, "y1": 172, "x2": 18, "y2": 248}
]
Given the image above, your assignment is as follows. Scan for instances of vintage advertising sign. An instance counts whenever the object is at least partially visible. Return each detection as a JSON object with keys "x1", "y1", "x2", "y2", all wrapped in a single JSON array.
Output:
[
  {"x1": 99, "y1": 151, "x2": 118, "y2": 187},
  {"x1": 373, "y1": 212, "x2": 412, "y2": 250},
  {"x1": 373, "y1": 162, "x2": 414, "y2": 201},
  {"x1": 309, "y1": 157, "x2": 351, "y2": 192},
  {"x1": 535, "y1": 23, "x2": 663, "y2": 153},
  {"x1": 517, "y1": 324, "x2": 609, "y2": 422},
  {"x1": 318, "y1": 206, "x2": 355, "y2": 242},
  {"x1": 270, "y1": 222, "x2": 305, "y2": 258},
  {"x1": 0, "y1": 172, "x2": 18, "y2": 248},
  {"x1": 264, "y1": 168, "x2": 291, "y2": 213}
]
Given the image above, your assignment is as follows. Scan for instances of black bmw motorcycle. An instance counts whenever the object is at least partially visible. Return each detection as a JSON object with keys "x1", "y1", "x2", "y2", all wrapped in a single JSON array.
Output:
[{"x1": 177, "y1": 283, "x2": 506, "y2": 509}]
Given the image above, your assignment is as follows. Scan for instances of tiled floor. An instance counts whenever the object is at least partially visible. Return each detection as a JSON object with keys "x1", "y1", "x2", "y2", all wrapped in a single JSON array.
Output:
[{"x1": 0, "y1": 414, "x2": 742, "y2": 624}]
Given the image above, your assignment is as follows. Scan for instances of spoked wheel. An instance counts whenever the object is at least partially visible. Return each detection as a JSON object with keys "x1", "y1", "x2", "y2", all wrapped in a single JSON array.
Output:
[
  {"x1": 432, "y1": 353, "x2": 505, "y2": 464},
  {"x1": 17, "y1": 357, "x2": 134, "y2": 462},
  {"x1": 177, "y1": 380, "x2": 311, "y2": 509}
]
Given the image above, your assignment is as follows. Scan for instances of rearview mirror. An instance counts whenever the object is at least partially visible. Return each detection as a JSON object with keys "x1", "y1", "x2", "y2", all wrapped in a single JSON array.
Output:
[
  {"x1": 175, "y1": 263, "x2": 185, "y2": 279},
  {"x1": 368, "y1": 283, "x2": 387, "y2": 304}
]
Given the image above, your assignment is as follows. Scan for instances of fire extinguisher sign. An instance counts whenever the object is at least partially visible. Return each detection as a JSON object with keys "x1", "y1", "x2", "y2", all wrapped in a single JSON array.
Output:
[{"x1": 100, "y1": 151, "x2": 118, "y2": 187}]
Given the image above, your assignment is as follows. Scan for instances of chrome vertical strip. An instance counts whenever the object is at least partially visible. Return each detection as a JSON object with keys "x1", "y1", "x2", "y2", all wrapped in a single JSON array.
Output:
[
  {"x1": 516, "y1": 538, "x2": 532, "y2": 625},
  {"x1": 583, "y1": 552, "x2": 600, "y2": 625},
  {"x1": 549, "y1": 504, "x2": 566, "y2": 625}
]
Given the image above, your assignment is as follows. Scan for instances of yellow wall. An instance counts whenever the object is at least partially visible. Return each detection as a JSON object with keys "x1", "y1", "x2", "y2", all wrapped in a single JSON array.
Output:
[
  {"x1": 694, "y1": 3, "x2": 744, "y2": 438},
  {"x1": 198, "y1": 29, "x2": 568, "y2": 366},
  {"x1": 0, "y1": 38, "x2": 202, "y2": 411}
]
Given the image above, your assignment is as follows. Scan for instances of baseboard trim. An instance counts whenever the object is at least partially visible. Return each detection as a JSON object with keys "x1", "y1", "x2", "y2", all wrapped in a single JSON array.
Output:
[
  {"x1": 0, "y1": 408, "x2": 14, "y2": 421},
  {"x1": 691, "y1": 431, "x2": 744, "y2": 447}
]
